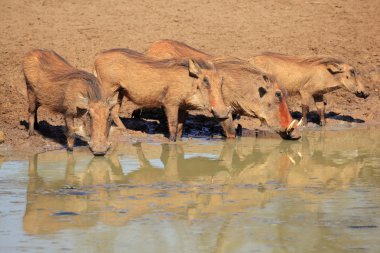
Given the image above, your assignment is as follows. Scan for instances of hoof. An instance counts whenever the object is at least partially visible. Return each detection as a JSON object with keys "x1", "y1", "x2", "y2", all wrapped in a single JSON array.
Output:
[{"x1": 67, "y1": 146, "x2": 74, "y2": 152}]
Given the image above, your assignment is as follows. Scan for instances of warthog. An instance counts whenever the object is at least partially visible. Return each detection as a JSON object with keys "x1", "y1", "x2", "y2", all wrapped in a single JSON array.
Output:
[
  {"x1": 249, "y1": 52, "x2": 369, "y2": 125},
  {"x1": 23, "y1": 49, "x2": 116, "y2": 155},
  {"x1": 145, "y1": 39, "x2": 300, "y2": 140},
  {"x1": 94, "y1": 48, "x2": 229, "y2": 141}
]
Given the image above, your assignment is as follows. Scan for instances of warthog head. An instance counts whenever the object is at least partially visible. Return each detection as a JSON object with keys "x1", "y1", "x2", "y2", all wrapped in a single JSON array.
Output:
[
  {"x1": 326, "y1": 63, "x2": 369, "y2": 99},
  {"x1": 251, "y1": 77, "x2": 301, "y2": 140},
  {"x1": 78, "y1": 95, "x2": 117, "y2": 156},
  {"x1": 188, "y1": 59, "x2": 230, "y2": 120}
]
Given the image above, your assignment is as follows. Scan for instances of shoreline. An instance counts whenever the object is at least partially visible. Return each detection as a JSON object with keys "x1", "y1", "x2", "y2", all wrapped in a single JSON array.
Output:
[{"x1": 1, "y1": 119, "x2": 379, "y2": 160}]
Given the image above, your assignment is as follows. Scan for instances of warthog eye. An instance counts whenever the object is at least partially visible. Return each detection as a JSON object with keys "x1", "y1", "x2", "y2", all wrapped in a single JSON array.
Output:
[
  {"x1": 203, "y1": 77, "x2": 210, "y2": 86},
  {"x1": 350, "y1": 69, "x2": 356, "y2": 76},
  {"x1": 275, "y1": 91, "x2": 282, "y2": 99}
]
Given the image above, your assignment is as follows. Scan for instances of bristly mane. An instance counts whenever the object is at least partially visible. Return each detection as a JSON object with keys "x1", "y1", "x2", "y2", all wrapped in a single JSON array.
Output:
[
  {"x1": 103, "y1": 48, "x2": 215, "y2": 70},
  {"x1": 259, "y1": 52, "x2": 345, "y2": 66},
  {"x1": 51, "y1": 70, "x2": 103, "y2": 101},
  {"x1": 212, "y1": 56, "x2": 279, "y2": 89},
  {"x1": 38, "y1": 49, "x2": 73, "y2": 71},
  {"x1": 161, "y1": 39, "x2": 213, "y2": 57},
  {"x1": 39, "y1": 49, "x2": 103, "y2": 101},
  {"x1": 213, "y1": 57, "x2": 271, "y2": 76}
]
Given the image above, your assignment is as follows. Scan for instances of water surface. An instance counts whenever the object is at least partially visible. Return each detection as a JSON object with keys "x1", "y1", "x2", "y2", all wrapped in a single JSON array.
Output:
[{"x1": 1, "y1": 126, "x2": 380, "y2": 253}]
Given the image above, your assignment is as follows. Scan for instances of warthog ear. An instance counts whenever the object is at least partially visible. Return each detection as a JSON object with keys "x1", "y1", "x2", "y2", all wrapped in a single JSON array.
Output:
[
  {"x1": 189, "y1": 59, "x2": 202, "y2": 78},
  {"x1": 77, "y1": 95, "x2": 89, "y2": 110},
  {"x1": 262, "y1": 75, "x2": 273, "y2": 89},
  {"x1": 327, "y1": 63, "x2": 344, "y2": 74},
  {"x1": 258, "y1": 87, "x2": 267, "y2": 98}
]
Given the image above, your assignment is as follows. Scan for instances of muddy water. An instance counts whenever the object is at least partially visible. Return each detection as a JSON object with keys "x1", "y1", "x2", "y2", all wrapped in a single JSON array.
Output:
[{"x1": 1, "y1": 126, "x2": 380, "y2": 253}]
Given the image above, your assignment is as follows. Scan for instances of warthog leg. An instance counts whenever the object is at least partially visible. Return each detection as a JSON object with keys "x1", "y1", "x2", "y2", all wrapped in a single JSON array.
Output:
[
  {"x1": 314, "y1": 94, "x2": 326, "y2": 126},
  {"x1": 176, "y1": 110, "x2": 188, "y2": 139},
  {"x1": 316, "y1": 104, "x2": 326, "y2": 126},
  {"x1": 300, "y1": 91, "x2": 314, "y2": 126},
  {"x1": 301, "y1": 104, "x2": 309, "y2": 126},
  {"x1": 111, "y1": 91, "x2": 127, "y2": 130},
  {"x1": 164, "y1": 105, "x2": 179, "y2": 141},
  {"x1": 65, "y1": 113, "x2": 75, "y2": 151},
  {"x1": 27, "y1": 88, "x2": 39, "y2": 135}
]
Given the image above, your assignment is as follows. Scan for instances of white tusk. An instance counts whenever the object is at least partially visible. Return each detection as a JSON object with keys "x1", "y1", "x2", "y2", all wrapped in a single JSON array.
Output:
[
  {"x1": 287, "y1": 119, "x2": 298, "y2": 132},
  {"x1": 297, "y1": 118, "x2": 303, "y2": 126}
]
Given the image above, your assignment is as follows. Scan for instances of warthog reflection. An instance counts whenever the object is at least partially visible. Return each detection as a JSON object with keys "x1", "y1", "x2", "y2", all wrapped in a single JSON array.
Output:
[{"x1": 24, "y1": 128, "x2": 379, "y2": 237}]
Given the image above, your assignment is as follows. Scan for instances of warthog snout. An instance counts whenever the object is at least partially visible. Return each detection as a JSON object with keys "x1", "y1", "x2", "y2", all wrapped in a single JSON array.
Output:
[
  {"x1": 279, "y1": 119, "x2": 301, "y2": 140},
  {"x1": 355, "y1": 91, "x2": 369, "y2": 99},
  {"x1": 280, "y1": 127, "x2": 301, "y2": 140},
  {"x1": 211, "y1": 106, "x2": 231, "y2": 120},
  {"x1": 89, "y1": 141, "x2": 111, "y2": 156}
]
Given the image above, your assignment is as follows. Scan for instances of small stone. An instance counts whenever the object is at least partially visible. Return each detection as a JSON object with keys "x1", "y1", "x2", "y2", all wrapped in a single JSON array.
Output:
[{"x1": 0, "y1": 131, "x2": 4, "y2": 144}]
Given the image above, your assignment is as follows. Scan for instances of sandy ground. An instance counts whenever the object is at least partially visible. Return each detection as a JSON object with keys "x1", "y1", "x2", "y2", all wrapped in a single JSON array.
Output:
[{"x1": 0, "y1": 0, "x2": 379, "y2": 154}]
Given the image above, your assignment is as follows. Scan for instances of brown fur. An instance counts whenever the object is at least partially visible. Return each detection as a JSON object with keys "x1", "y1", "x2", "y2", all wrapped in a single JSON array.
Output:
[
  {"x1": 250, "y1": 52, "x2": 369, "y2": 125},
  {"x1": 145, "y1": 39, "x2": 300, "y2": 140},
  {"x1": 216, "y1": 59, "x2": 298, "y2": 139},
  {"x1": 145, "y1": 39, "x2": 213, "y2": 60},
  {"x1": 94, "y1": 48, "x2": 229, "y2": 141},
  {"x1": 23, "y1": 49, "x2": 115, "y2": 155},
  {"x1": 107, "y1": 47, "x2": 214, "y2": 70},
  {"x1": 258, "y1": 52, "x2": 345, "y2": 66}
]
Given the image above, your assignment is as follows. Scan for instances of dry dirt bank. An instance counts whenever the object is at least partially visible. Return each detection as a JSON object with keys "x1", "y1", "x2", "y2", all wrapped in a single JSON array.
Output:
[{"x1": 0, "y1": 0, "x2": 379, "y2": 154}]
